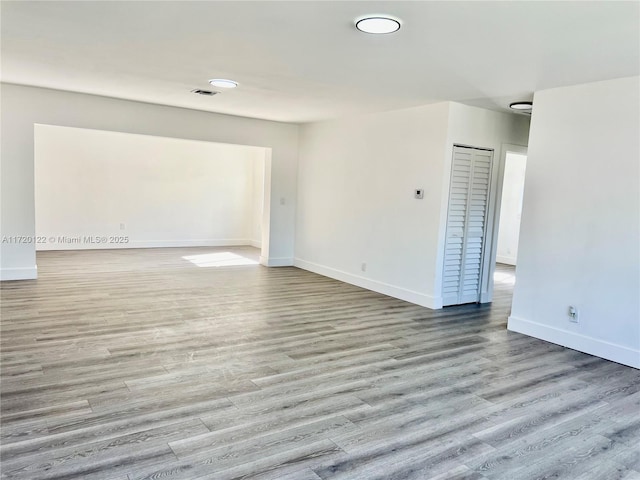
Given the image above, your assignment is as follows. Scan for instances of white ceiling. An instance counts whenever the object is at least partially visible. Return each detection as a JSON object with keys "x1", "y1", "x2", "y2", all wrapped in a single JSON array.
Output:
[{"x1": 2, "y1": 1, "x2": 638, "y2": 123}]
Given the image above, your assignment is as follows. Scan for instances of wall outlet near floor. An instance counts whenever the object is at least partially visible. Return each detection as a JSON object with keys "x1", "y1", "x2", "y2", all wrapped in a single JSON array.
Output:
[
  {"x1": 361, "y1": 263, "x2": 367, "y2": 272},
  {"x1": 568, "y1": 305, "x2": 579, "y2": 323}
]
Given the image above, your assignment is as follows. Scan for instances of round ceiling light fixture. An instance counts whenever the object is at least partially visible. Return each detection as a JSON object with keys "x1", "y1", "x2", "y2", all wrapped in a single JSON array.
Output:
[
  {"x1": 209, "y1": 79, "x2": 238, "y2": 89},
  {"x1": 355, "y1": 15, "x2": 402, "y2": 34},
  {"x1": 509, "y1": 101, "x2": 533, "y2": 111}
]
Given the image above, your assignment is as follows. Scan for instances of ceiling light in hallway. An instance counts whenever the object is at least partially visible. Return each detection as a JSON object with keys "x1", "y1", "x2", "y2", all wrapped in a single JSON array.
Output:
[{"x1": 509, "y1": 101, "x2": 533, "y2": 111}]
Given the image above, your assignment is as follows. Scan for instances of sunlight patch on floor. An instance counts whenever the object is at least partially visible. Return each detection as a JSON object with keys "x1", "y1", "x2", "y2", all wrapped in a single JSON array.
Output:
[
  {"x1": 494, "y1": 269, "x2": 516, "y2": 286},
  {"x1": 182, "y1": 251, "x2": 259, "y2": 267}
]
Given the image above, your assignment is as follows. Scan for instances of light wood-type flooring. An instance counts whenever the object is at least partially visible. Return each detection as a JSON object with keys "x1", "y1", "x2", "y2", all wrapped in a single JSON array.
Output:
[{"x1": 1, "y1": 247, "x2": 639, "y2": 480}]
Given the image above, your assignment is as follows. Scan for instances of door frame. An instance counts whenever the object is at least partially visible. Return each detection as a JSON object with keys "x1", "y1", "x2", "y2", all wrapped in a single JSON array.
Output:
[{"x1": 480, "y1": 143, "x2": 528, "y2": 303}]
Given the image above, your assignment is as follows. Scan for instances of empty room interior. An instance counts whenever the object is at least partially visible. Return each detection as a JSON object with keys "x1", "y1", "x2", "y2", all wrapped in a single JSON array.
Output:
[{"x1": 1, "y1": 2, "x2": 639, "y2": 479}]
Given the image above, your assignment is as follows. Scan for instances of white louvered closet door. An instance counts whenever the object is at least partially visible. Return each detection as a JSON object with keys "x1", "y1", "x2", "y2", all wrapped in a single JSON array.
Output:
[{"x1": 442, "y1": 146, "x2": 493, "y2": 306}]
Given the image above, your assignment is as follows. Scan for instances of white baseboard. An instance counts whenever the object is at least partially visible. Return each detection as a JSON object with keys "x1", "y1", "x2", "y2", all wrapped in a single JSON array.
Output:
[
  {"x1": 37, "y1": 239, "x2": 254, "y2": 251},
  {"x1": 508, "y1": 316, "x2": 640, "y2": 369},
  {"x1": 249, "y1": 240, "x2": 262, "y2": 249},
  {"x1": 0, "y1": 266, "x2": 38, "y2": 281},
  {"x1": 130, "y1": 239, "x2": 254, "y2": 249},
  {"x1": 294, "y1": 258, "x2": 442, "y2": 309},
  {"x1": 496, "y1": 255, "x2": 517, "y2": 265},
  {"x1": 260, "y1": 256, "x2": 294, "y2": 267}
]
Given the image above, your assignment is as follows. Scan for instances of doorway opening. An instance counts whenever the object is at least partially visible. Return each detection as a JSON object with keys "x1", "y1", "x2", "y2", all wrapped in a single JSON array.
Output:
[
  {"x1": 487, "y1": 145, "x2": 528, "y2": 299},
  {"x1": 496, "y1": 152, "x2": 527, "y2": 266},
  {"x1": 34, "y1": 124, "x2": 272, "y2": 269}
]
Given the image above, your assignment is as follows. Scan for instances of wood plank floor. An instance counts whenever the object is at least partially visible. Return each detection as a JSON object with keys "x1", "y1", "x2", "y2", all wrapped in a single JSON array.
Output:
[{"x1": 1, "y1": 246, "x2": 639, "y2": 480}]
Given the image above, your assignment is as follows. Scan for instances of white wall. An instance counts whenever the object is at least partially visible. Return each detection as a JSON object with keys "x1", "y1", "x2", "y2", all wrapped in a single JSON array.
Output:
[
  {"x1": 34, "y1": 125, "x2": 265, "y2": 250},
  {"x1": 250, "y1": 154, "x2": 265, "y2": 248},
  {"x1": 295, "y1": 102, "x2": 529, "y2": 308},
  {"x1": 496, "y1": 152, "x2": 527, "y2": 265},
  {"x1": 296, "y1": 103, "x2": 451, "y2": 308},
  {"x1": 0, "y1": 83, "x2": 299, "y2": 279},
  {"x1": 509, "y1": 76, "x2": 640, "y2": 368}
]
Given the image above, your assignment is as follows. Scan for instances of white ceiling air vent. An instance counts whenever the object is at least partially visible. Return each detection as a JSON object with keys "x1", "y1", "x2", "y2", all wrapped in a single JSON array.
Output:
[{"x1": 191, "y1": 89, "x2": 218, "y2": 96}]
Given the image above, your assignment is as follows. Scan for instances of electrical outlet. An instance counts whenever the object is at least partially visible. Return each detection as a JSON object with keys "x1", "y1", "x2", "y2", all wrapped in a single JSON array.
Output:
[
  {"x1": 414, "y1": 189, "x2": 424, "y2": 199},
  {"x1": 568, "y1": 305, "x2": 579, "y2": 323},
  {"x1": 120, "y1": 223, "x2": 125, "y2": 230},
  {"x1": 361, "y1": 263, "x2": 367, "y2": 272}
]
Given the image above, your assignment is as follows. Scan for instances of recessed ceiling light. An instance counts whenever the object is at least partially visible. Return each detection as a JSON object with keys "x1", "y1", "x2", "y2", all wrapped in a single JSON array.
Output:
[
  {"x1": 509, "y1": 101, "x2": 533, "y2": 110},
  {"x1": 209, "y1": 79, "x2": 238, "y2": 89},
  {"x1": 355, "y1": 15, "x2": 402, "y2": 34}
]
